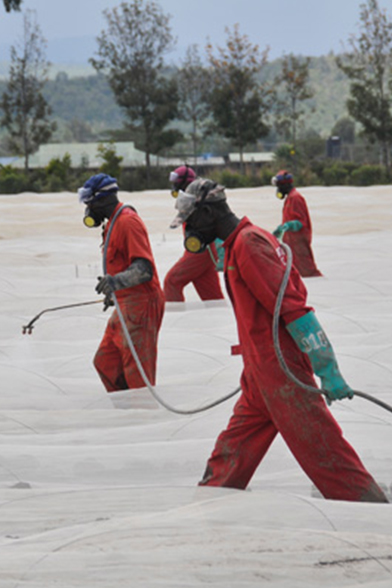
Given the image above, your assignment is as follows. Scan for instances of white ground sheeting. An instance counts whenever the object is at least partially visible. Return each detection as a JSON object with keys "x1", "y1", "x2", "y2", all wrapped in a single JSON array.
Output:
[{"x1": 1, "y1": 185, "x2": 392, "y2": 587}]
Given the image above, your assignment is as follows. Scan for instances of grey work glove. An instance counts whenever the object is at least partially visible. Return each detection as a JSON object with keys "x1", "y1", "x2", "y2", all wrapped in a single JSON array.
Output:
[
  {"x1": 96, "y1": 258, "x2": 153, "y2": 298},
  {"x1": 96, "y1": 275, "x2": 116, "y2": 297}
]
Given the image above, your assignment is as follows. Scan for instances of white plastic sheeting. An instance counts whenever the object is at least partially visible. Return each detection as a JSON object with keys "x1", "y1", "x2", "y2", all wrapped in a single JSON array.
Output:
[{"x1": 0, "y1": 186, "x2": 392, "y2": 587}]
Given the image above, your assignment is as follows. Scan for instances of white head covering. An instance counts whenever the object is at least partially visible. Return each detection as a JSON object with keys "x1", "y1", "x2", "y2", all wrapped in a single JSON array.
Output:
[{"x1": 170, "y1": 179, "x2": 226, "y2": 228}]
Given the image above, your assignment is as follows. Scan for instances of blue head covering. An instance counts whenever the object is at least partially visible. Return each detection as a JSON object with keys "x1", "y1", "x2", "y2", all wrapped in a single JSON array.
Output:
[{"x1": 78, "y1": 173, "x2": 118, "y2": 204}]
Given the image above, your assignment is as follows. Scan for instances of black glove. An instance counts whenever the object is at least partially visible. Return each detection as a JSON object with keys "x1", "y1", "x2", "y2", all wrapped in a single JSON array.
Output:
[{"x1": 103, "y1": 293, "x2": 114, "y2": 312}]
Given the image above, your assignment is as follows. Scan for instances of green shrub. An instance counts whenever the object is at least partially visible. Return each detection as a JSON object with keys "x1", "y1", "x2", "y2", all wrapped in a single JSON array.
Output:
[
  {"x1": 209, "y1": 169, "x2": 254, "y2": 188},
  {"x1": 295, "y1": 168, "x2": 322, "y2": 187},
  {"x1": 97, "y1": 143, "x2": 123, "y2": 178},
  {"x1": 0, "y1": 165, "x2": 28, "y2": 194},
  {"x1": 43, "y1": 174, "x2": 66, "y2": 192},
  {"x1": 119, "y1": 166, "x2": 171, "y2": 192},
  {"x1": 45, "y1": 153, "x2": 72, "y2": 189},
  {"x1": 322, "y1": 163, "x2": 350, "y2": 186},
  {"x1": 350, "y1": 164, "x2": 388, "y2": 186},
  {"x1": 258, "y1": 166, "x2": 275, "y2": 186}
]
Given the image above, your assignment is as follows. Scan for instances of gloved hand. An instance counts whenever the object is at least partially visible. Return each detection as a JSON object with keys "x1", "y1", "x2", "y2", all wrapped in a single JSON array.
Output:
[
  {"x1": 273, "y1": 224, "x2": 285, "y2": 239},
  {"x1": 96, "y1": 260, "x2": 153, "y2": 299},
  {"x1": 273, "y1": 220, "x2": 303, "y2": 239},
  {"x1": 286, "y1": 311, "x2": 354, "y2": 403},
  {"x1": 96, "y1": 275, "x2": 116, "y2": 297},
  {"x1": 103, "y1": 293, "x2": 114, "y2": 311},
  {"x1": 214, "y1": 238, "x2": 225, "y2": 272},
  {"x1": 284, "y1": 220, "x2": 303, "y2": 232}
]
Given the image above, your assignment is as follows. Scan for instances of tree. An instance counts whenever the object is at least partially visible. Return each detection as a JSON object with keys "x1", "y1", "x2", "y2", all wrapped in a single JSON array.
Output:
[
  {"x1": 331, "y1": 117, "x2": 356, "y2": 144},
  {"x1": 337, "y1": 0, "x2": 392, "y2": 170},
  {"x1": 274, "y1": 54, "x2": 314, "y2": 156},
  {"x1": 90, "y1": 0, "x2": 179, "y2": 185},
  {"x1": 331, "y1": 117, "x2": 356, "y2": 161},
  {"x1": 206, "y1": 24, "x2": 270, "y2": 173},
  {"x1": 177, "y1": 44, "x2": 210, "y2": 164},
  {"x1": 4, "y1": 0, "x2": 22, "y2": 11},
  {"x1": 1, "y1": 9, "x2": 56, "y2": 171},
  {"x1": 66, "y1": 118, "x2": 97, "y2": 143},
  {"x1": 97, "y1": 142, "x2": 123, "y2": 178}
]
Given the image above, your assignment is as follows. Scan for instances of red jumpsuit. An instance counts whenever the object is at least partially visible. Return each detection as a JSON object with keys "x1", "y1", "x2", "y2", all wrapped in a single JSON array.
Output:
[
  {"x1": 94, "y1": 203, "x2": 165, "y2": 391},
  {"x1": 164, "y1": 238, "x2": 224, "y2": 302},
  {"x1": 199, "y1": 217, "x2": 385, "y2": 502},
  {"x1": 282, "y1": 187, "x2": 322, "y2": 277}
]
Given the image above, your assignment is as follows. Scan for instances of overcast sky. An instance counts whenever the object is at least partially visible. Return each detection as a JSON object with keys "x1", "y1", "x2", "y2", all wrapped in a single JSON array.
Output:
[{"x1": 0, "y1": 0, "x2": 387, "y2": 65}]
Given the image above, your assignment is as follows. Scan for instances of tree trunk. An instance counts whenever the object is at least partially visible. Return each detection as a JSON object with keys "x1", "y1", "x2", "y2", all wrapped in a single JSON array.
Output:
[
  {"x1": 239, "y1": 147, "x2": 244, "y2": 175},
  {"x1": 192, "y1": 118, "x2": 198, "y2": 167},
  {"x1": 145, "y1": 150, "x2": 151, "y2": 187}
]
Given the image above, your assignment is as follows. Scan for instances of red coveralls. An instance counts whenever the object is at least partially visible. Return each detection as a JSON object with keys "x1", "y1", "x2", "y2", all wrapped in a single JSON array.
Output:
[
  {"x1": 282, "y1": 187, "x2": 322, "y2": 277},
  {"x1": 163, "y1": 238, "x2": 224, "y2": 302},
  {"x1": 200, "y1": 217, "x2": 385, "y2": 502},
  {"x1": 94, "y1": 203, "x2": 165, "y2": 391}
]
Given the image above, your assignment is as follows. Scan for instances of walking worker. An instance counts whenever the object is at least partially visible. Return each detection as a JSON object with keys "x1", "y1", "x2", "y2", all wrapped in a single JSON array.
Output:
[
  {"x1": 169, "y1": 177, "x2": 388, "y2": 502},
  {"x1": 272, "y1": 170, "x2": 322, "y2": 277},
  {"x1": 163, "y1": 165, "x2": 224, "y2": 302},
  {"x1": 78, "y1": 173, "x2": 165, "y2": 392}
]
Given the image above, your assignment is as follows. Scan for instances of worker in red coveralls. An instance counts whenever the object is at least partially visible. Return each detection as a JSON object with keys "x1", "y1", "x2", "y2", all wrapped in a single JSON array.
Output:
[
  {"x1": 163, "y1": 165, "x2": 224, "y2": 302},
  {"x1": 78, "y1": 173, "x2": 165, "y2": 392},
  {"x1": 272, "y1": 170, "x2": 322, "y2": 277},
  {"x1": 170, "y1": 177, "x2": 387, "y2": 502}
]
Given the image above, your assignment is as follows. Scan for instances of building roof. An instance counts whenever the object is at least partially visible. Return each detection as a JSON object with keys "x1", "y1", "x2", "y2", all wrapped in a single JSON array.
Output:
[
  {"x1": 228, "y1": 152, "x2": 275, "y2": 163},
  {"x1": 8, "y1": 142, "x2": 275, "y2": 169},
  {"x1": 10, "y1": 141, "x2": 148, "y2": 169}
]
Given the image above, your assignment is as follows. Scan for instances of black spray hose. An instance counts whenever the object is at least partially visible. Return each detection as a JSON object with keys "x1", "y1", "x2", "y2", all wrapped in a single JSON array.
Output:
[
  {"x1": 104, "y1": 205, "x2": 241, "y2": 415},
  {"x1": 274, "y1": 243, "x2": 392, "y2": 415}
]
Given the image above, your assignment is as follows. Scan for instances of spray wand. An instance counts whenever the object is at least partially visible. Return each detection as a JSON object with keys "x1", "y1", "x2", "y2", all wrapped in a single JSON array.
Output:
[{"x1": 22, "y1": 299, "x2": 104, "y2": 334}]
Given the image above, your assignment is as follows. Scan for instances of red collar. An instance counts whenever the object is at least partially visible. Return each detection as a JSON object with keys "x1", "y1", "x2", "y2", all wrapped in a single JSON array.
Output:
[{"x1": 223, "y1": 217, "x2": 252, "y2": 248}]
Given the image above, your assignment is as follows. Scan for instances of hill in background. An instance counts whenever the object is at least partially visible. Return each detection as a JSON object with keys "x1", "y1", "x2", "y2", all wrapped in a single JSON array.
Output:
[{"x1": 0, "y1": 53, "x2": 350, "y2": 151}]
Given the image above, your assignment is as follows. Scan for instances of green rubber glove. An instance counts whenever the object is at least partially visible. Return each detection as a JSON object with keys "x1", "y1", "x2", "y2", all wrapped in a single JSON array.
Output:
[
  {"x1": 283, "y1": 220, "x2": 303, "y2": 232},
  {"x1": 273, "y1": 220, "x2": 302, "y2": 239},
  {"x1": 273, "y1": 225, "x2": 285, "y2": 239},
  {"x1": 214, "y1": 238, "x2": 225, "y2": 272},
  {"x1": 286, "y1": 311, "x2": 354, "y2": 403}
]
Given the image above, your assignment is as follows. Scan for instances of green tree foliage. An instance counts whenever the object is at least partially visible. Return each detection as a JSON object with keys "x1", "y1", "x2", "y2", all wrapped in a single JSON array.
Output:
[
  {"x1": 97, "y1": 142, "x2": 123, "y2": 178},
  {"x1": 331, "y1": 117, "x2": 356, "y2": 160},
  {"x1": 274, "y1": 54, "x2": 314, "y2": 152},
  {"x1": 44, "y1": 73, "x2": 125, "y2": 137},
  {"x1": 206, "y1": 24, "x2": 270, "y2": 173},
  {"x1": 4, "y1": 0, "x2": 22, "y2": 11},
  {"x1": 337, "y1": 0, "x2": 392, "y2": 170},
  {"x1": 331, "y1": 117, "x2": 356, "y2": 144},
  {"x1": 65, "y1": 118, "x2": 97, "y2": 143},
  {"x1": 177, "y1": 45, "x2": 210, "y2": 164},
  {"x1": 0, "y1": 10, "x2": 56, "y2": 171},
  {"x1": 90, "y1": 0, "x2": 179, "y2": 184},
  {"x1": 45, "y1": 153, "x2": 72, "y2": 190}
]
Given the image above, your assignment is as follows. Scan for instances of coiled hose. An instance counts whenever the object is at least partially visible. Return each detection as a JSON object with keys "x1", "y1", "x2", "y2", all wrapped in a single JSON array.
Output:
[
  {"x1": 106, "y1": 205, "x2": 392, "y2": 416},
  {"x1": 104, "y1": 205, "x2": 240, "y2": 415},
  {"x1": 274, "y1": 242, "x2": 392, "y2": 414}
]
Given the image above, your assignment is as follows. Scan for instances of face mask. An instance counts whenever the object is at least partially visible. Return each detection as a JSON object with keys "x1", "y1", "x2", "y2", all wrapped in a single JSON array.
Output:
[
  {"x1": 184, "y1": 221, "x2": 216, "y2": 254},
  {"x1": 184, "y1": 229, "x2": 207, "y2": 253},
  {"x1": 83, "y1": 206, "x2": 105, "y2": 228},
  {"x1": 275, "y1": 190, "x2": 286, "y2": 200}
]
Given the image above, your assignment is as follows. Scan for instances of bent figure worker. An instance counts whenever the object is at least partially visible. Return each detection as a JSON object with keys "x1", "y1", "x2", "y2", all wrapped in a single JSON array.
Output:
[{"x1": 169, "y1": 177, "x2": 387, "y2": 503}]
